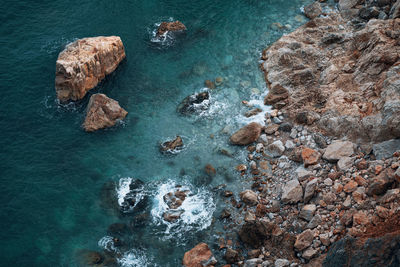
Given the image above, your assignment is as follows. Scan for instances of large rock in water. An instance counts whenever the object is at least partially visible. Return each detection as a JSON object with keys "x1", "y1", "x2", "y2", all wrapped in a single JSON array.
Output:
[
  {"x1": 157, "y1": 21, "x2": 187, "y2": 37},
  {"x1": 55, "y1": 36, "x2": 126, "y2": 102},
  {"x1": 182, "y1": 243, "x2": 217, "y2": 267},
  {"x1": 260, "y1": 13, "x2": 400, "y2": 142},
  {"x1": 83, "y1": 94, "x2": 127, "y2": 132},
  {"x1": 230, "y1": 122, "x2": 262, "y2": 145}
]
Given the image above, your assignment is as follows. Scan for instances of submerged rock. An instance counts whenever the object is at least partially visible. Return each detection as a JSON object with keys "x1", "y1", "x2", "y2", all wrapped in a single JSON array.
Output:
[
  {"x1": 83, "y1": 94, "x2": 127, "y2": 132},
  {"x1": 230, "y1": 122, "x2": 263, "y2": 145},
  {"x1": 160, "y1": 136, "x2": 184, "y2": 153},
  {"x1": 120, "y1": 179, "x2": 147, "y2": 214},
  {"x1": 182, "y1": 243, "x2": 217, "y2": 267},
  {"x1": 177, "y1": 91, "x2": 210, "y2": 115},
  {"x1": 156, "y1": 21, "x2": 186, "y2": 37},
  {"x1": 55, "y1": 36, "x2": 126, "y2": 102}
]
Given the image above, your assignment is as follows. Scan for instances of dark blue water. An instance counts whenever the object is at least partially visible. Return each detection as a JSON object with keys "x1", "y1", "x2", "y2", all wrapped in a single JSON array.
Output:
[{"x1": 0, "y1": 0, "x2": 314, "y2": 266}]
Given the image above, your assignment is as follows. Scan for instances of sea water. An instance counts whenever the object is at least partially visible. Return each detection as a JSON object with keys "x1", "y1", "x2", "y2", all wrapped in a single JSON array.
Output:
[{"x1": 0, "y1": 0, "x2": 316, "y2": 266}]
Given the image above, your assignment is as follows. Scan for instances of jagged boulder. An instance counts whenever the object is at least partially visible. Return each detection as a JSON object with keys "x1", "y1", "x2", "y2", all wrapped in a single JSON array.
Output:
[
  {"x1": 230, "y1": 122, "x2": 263, "y2": 145},
  {"x1": 55, "y1": 36, "x2": 126, "y2": 102},
  {"x1": 157, "y1": 21, "x2": 186, "y2": 37},
  {"x1": 83, "y1": 94, "x2": 127, "y2": 132}
]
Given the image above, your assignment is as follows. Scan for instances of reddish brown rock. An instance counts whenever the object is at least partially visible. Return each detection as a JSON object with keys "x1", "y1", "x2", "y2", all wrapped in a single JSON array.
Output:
[
  {"x1": 83, "y1": 94, "x2": 127, "y2": 132},
  {"x1": 183, "y1": 243, "x2": 216, "y2": 267},
  {"x1": 301, "y1": 147, "x2": 321, "y2": 167},
  {"x1": 157, "y1": 21, "x2": 187, "y2": 36},
  {"x1": 353, "y1": 211, "x2": 369, "y2": 226},
  {"x1": 343, "y1": 180, "x2": 358, "y2": 193},
  {"x1": 55, "y1": 36, "x2": 126, "y2": 102},
  {"x1": 230, "y1": 122, "x2": 262, "y2": 145},
  {"x1": 160, "y1": 136, "x2": 184, "y2": 153},
  {"x1": 204, "y1": 164, "x2": 216, "y2": 177},
  {"x1": 294, "y1": 229, "x2": 314, "y2": 251}
]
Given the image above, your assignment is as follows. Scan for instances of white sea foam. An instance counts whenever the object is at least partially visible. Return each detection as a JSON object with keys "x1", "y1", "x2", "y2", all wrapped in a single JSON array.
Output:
[
  {"x1": 98, "y1": 236, "x2": 117, "y2": 252},
  {"x1": 151, "y1": 180, "x2": 215, "y2": 239},
  {"x1": 116, "y1": 177, "x2": 133, "y2": 206},
  {"x1": 118, "y1": 249, "x2": 153, "y2": 267},
  {"x1": 235, "y1": 91, "x2": 271, "y2": 126}
]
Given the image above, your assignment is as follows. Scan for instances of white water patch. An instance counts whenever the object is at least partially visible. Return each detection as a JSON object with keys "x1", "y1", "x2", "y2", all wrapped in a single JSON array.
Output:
[
  {"x1": 151, "y1": 180, "x2": 216, "y2": 239},
  {"x1": 149, "y1": 17, "x2": 179, "y2": 46},
  {"x1": 235, "y1": 90, "x2": 271, "y2": 126},
  {"x1": 118, "y1": 249, "x2": 154, "y2": 267},
  {"x1": 116, "y1": 177, "x2": 133, "y2": 206},
  {"x1": 98, "y1": 236, "x2": 117, "y2": 252}
]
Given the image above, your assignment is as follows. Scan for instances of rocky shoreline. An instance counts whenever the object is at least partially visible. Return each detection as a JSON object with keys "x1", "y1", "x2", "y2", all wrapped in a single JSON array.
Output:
[{"x1": 183, "y1": 1, "x2": 400, "y2": 267}]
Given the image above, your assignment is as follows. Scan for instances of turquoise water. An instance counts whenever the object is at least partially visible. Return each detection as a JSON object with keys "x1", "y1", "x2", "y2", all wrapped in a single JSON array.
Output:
[{"x1": 0, "y1": 0, "x2": 314, "y2": 266}]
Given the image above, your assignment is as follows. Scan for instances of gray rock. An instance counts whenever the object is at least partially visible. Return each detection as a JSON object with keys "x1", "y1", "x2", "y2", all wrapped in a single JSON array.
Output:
[
  {"x1": 302, "y1": 247, "x2": 318, "y2": 260},
  {"x1": 299, "y1": 204, "x2": 317, "y2": 221},
  {"x1": 281, "y1": 179, "x2": 303, "y2": 204},
  {"x1": 296, "y1": 166, "x2": 313, "y2": 180},
  {"x1": 240, "y1": 190, "x2": 258, "y2": 206},
  {"x1": 304, "y1": 179, "x2": 318, "y2": 203},
  {"x1": 337, "y1": 156, "x2": 354, "y2": 171},
  {"x1": 275, "y1": 259, "x2": 290, "y2": 267},
  {"x1": 338, "y1": 0, "x2": 362, "y2": 10},
  {"x1": 307, "y1": 214, "x2": 321, "y2": 229},
  {"x1": 267, "y1": 140, "x2": 285, "y2": 157},
  {"x1": 372, "y1": 139, "x2": 400, "y2": 160},
  {"x1": 323, "y1": 141, "x2": 355, "y2": 162}
]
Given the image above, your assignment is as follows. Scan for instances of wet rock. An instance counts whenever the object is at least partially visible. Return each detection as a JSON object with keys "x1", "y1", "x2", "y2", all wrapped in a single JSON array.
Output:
[
  {"x1": 204, "y1": 164, "x2": 216, "y2": 177},
  {"x1": 294, "y1": 229, "x2": 314, "y2": 251},
  {"x1": 120, "y1": 179, "x2": 147, "y2": 213},
  {"x1": 163, "y1": 210, "x2": 184, "y2": 222},
  {"x1": 220, "y1": 208, "x2": 231, "y2": 219},
  {"x1": 281, "y1": 179, "x2": 303, "y2": 204},
  {"x1": 245, "y1": 108, "x2": 263, "y2": 117},
  {"x1": 55, "y1": 36, "x2": 126, "y2": 102},
  {"x1": 266, "y1": 140, "x2": 285, "y2": 157},
  {"x1": 177, "y1": 91, "x2": 210, "y2": 115},
  {"x1": 372, "y1": 139, "x2": 400, "y2": 160},
  {"x1": 301, "y1": 147, "x2": 321, "y2": 167},
  {"x1": 230, "y1": 122, "x2": 263, "y2": 145},
  {"x1": 157, "y1": 21, "x2": 186, "y2": 37},
  {"x1": 160, "y1": 136, "x2": 184, "y2": 153},
  {"x1": 323, "y1": 232, "x2": 400, "y2": 267},
  {"x1": 163, "y1": 189, "x2": 187, "y2": 209},
  {"x1": 323, "y1": 141, "x2": 355, "y2": 162},
  {"x1": 83, "y1": 94, "x2": 127, "y2": 132},
  {"x1": 240, "y1": 190, "x2": 258, "y2": 206},
  {"x1": 183, "y1": 243, "x2": 216, "y2": 267},
  {"x1": 304, "y1": 2, "x2": 322, "y2": 19},
  {"x1": 225, "y1": 248, "x2": 239, "y2": 264}
]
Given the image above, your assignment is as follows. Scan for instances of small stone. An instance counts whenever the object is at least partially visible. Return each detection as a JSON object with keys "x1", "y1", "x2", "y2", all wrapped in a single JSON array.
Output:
[
  {"x1": 204, "y1": 164, "x2": 216, "y2": 177},
  {"x1": 296, "y1": 166, "x2": 313, "y2": 180},
  {"x1": 299, "y1": 204, "x2": 317, "y2": 221},
  {"x1": 294, "y1": 229, "x2": 314, "y2": 251},
  {"x1": 303, "y1": 1, "x2": 322, "y2": 19},
  {"x1": 376, "y1": 206, "x2": 389, "y2": 219},
  {"x1": 285, "y1": 140, "x2": 296, "y2": 150},
  {"x1": 343, "y1": 180, "x2": 358, "y2": 193},
  {"x1": 319, "y1": 233, "x2": 330, "y2": 246},
  {"x1": 265, "y1": 124, "x2": 280, "y2": 135},
  {"x1": 307, "y1": 214, "x2": 321, "y2": 229},
  {"x1": 324, "y1": 178, "x2": 333, "y2": 186},
  {"x1": 323, "y1": 141, "x2": 355, "y2": 162},
  {"x1": 337, "y1": 157, "x2": 354, "y2": 171},
  {"x1": 302, "y1": 247, "x2": 318, "y2": 260},
  {"x1": 353, "y1": 211, "x2": 369, "y2": 226},
  {"x1": 302, "y1": 147, "x2": 321, "y2": 167},
  {"x1": 304, "y1": 179, "x2": 318, "y2": 202},
  {"x1": 225, "y1": 248, "x2": 239, "y2": 264},
  {"x1": 274, "y1": 259, "x2": 290, "y2": 267},
  {"x1": 266, "y1": 140, "x2": 285, "y2": 157},
  {"x1": 281, "y1": 179, "x2": 303, "y2": 204},
  {"x1": 240, "y1": 190, "x2": 258, "y2": 206},
  {"x1": 355, "y1": 176, "x2": 367, "y2": 186},
  {"x1": 244, "y1": 258, "x2": 263, "y2": 267},
  {"x1": 236, "y1": 164, "x2": 247, "y2": 172},
  {"x1": 343, "y1": 195, "x2": 352, "y2": 208}
]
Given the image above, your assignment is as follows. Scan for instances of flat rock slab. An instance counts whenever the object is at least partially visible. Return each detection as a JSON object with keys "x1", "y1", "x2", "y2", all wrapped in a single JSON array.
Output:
[{"x1": 373, "y1": 139, "x2": 400, "y2": 160}]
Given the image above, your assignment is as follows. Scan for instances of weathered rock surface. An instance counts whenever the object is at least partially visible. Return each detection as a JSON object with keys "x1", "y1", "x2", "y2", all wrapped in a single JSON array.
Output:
[
  {"x1": 240, "y1": 190, "x2": 258, "y2": 206},
  {"x1": 157, "y1": 21, "x2": 187, "y2": 37},
  {"x1": 183, "y1": 243, "x2": 216, "y2": 267},
  {"x1": 55, "y1": 36, "x2": 126, "y2": 102},
  {"x1": 230, "y1": 122, "x2": 263, "y2": 145},
  {"x1": 304, "y1": 1, "x2": 322, "y2": 19},
  {"x1": 260, "y1": 13, "x2": 400, "y2": 142},
  {"x1": 281, "y1": 179, "x2": 303, "y2": 204},
  {"x1": 177, "y1": 91, "x2": 210, "y2": 115},
  {"x1": 83, "y1": 94, "x2": 127, "y2": 132},
  {"x1": 372, "y1": 139, "x2": 400, "y2": 159},
  {"x1": 323, "y1": 231, "x2": 400, "y2": 267},
  {"x1": 323, "y1": 141, "x2": 355, "y2": 162},
  {"x1": 160, "y1": 136, "x2": 184, "y2": 153}
]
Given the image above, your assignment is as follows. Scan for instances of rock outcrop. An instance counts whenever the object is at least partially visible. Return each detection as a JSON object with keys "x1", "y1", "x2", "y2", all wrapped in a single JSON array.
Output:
[
  {"x1": 160, "y1": 136, "x2": 184, "y2": 153},
  {"x1": 177, "y1": 91, "x2": 210, "y2": 115},
  {"x1": 230, "y1": 122, "x2": 263, "y2": 145},
  {"x1": 55, "y1": 36, "x2": 126, "y2": 102},
  {"x1": 83, "y1": 94, "x2": 127, "y2": 132},
  {"x1": 182, "y1": 243, "x2": 216, "y2": 267},
  {"x1": 157, "y1": 21, "x2": 187, "y2": 37},
  {"x1": 260, "y1": 12, "x2": 400, "y2": 142}
]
